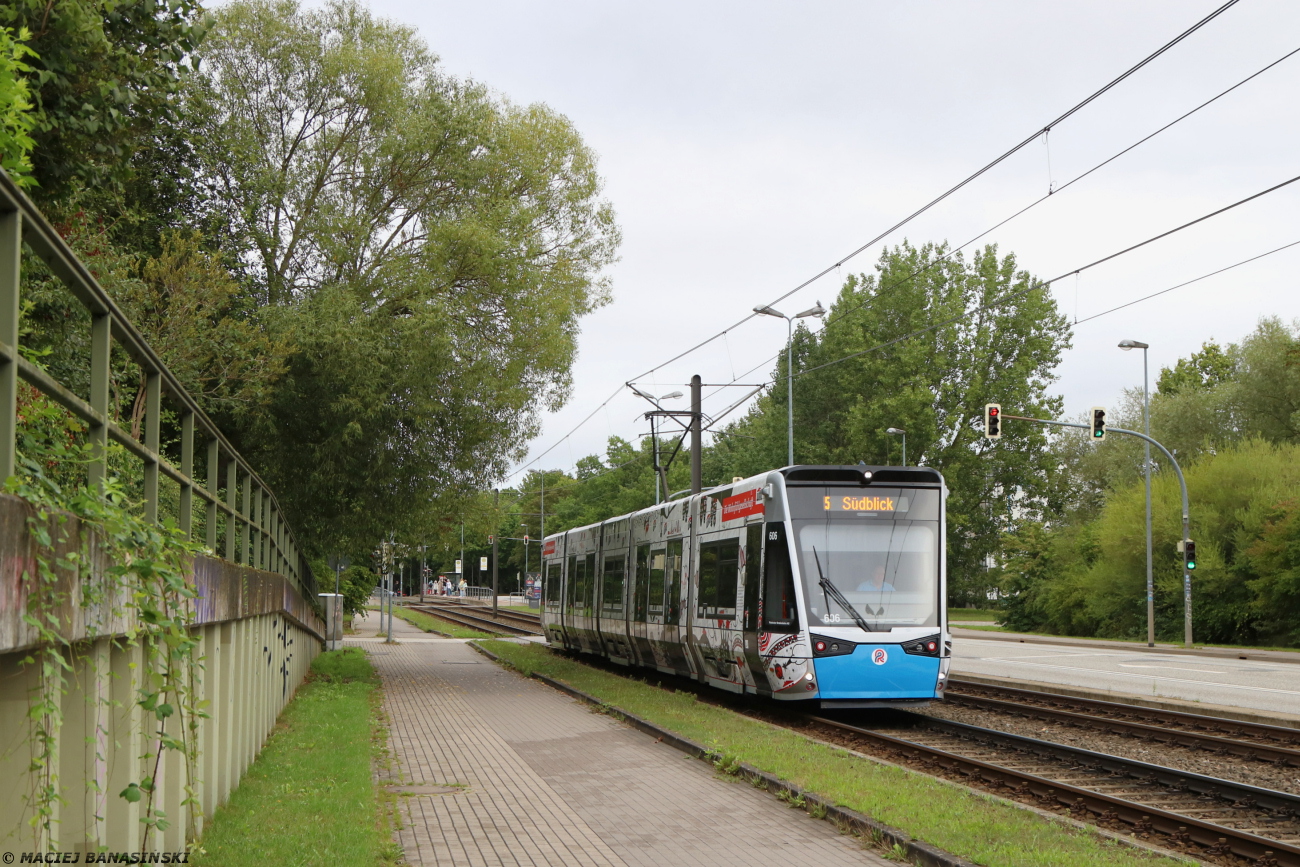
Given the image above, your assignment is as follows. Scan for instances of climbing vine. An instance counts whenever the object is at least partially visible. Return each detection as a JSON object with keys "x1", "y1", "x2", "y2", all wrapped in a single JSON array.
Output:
[{"x1": 13, "y1": 384, "x2": 206, "y2": 850}]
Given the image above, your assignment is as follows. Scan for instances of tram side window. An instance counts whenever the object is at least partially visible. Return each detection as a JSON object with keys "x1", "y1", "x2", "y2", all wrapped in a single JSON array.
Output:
[
  {"x1": 697, "y1": 543, "x2": 717, "y2": 619},
  {"x1": 566, "y1": 555, "x2": 579, "y2": 612},
  {"x1": 647, "y1": 547, "x2": 666, "y2": 622},
  {"x1": 602, "y1": 554, "x2": 626, "y2": 615},
  {"x1": 697, "y1": 538, "x2": 739, "y2": 620},
  {"x1": 743, "y1": 524, "x2": 762, "y2": 631},
  {"x1": 544, "y1": 560, "x2": 561, "y2": 610},
  {"x1": 583, "y1": 553, "x2": 596, "y2": 616},
  {"x1": 634, "y1": 545, "x2": 649, "y2": 623},
  {"x1": 762, "y1": 524, "x2": 798, "y2": 633},
  {"x1": 665, "y1": 539, "x2": 683, "y2": 625}
]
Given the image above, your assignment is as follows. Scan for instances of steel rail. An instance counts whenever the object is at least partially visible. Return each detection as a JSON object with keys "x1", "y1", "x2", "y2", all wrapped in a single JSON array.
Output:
[
  {"x1": 945, "y1": 690, "x2": 1300, "y2": 767},
  {"x1": 949, "y1": 679, "x2": 1300, "y2": 745},
  {"x1": 410, "y1": 604, "x2": 542, "y2": 636},
  {"x1": 807, "y1": 713, "x2": 1300, "y2": 864}
]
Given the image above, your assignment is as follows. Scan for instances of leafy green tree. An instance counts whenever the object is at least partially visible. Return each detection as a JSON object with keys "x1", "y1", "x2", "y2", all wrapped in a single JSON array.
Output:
[
  {"x1": 0, "y1": 0, "x2": 204, "y2": 199},
  {"x1": 1157, "y1": 340, "x2": 1235, "y2": 396},
  {"x1": 0, "y1": 26, "x2": 36, "y2": 186},
  {"x1": 1234, "y1": 317, "x2": 1300, "y2": 444},
  {"x1": 185, "y1": 0, "x2": 620, "y2": 552},
  {"x1": 713, "y1": 242, "x2": 1072, "y2": 605}
]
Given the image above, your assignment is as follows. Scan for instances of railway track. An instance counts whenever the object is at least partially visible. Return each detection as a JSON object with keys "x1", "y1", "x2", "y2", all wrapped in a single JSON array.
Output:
[
  {"x1": 808, "y1": 710, "x2": 1300, "y2": 866},
  {"x1": 544, "y1": 651, "x2": 1300, "y2": 864},
  {"x1": 944, "y1": 679, "x2": 1300, "y2": 768},
  {"x1": 409, "y1": 602, "x2": 543, "y2": 636}
]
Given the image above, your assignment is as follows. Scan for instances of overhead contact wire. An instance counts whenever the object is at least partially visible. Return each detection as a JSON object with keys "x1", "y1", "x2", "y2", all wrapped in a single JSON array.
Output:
[
  {"x1": 699, "y1": 42, "x2": 1300, "y2": 407},
  {"x1": 627, "y1": 0, "x2": 1242, "y2": 384}
]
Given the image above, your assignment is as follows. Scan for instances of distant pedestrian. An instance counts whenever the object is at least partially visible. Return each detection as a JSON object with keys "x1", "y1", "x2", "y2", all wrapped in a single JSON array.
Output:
[{"x1": 458, "y1": 576, "x2": 468, "y2": 597}]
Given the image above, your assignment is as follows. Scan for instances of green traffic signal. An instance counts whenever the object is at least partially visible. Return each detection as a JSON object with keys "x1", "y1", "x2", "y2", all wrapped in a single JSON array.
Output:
[
  {"x1": 1090, "y1": 407, "x2": 1107, "y2": 440},
  {"x1": 1184, "y1": 539, "x2": 1196, "y2": 570}
]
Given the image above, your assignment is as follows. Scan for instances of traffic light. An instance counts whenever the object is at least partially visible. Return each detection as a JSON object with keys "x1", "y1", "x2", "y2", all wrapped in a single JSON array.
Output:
[
  {"x1": 1090, "y1": 407, "x2": 1107, "y2": 441},
  {"x1": 487, "y1": 535, "x2": 494, "y2": 544},
  {"x1": 983, "y1": 404, "x2": 1002, "y2": 439},
  {"x1": 1184, "y1": 539, "x2": 1196, "y2": 570}
]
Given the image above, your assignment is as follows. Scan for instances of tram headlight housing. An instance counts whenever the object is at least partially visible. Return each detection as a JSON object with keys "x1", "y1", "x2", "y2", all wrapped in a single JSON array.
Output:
[
  {"x1": 901, "y1": 634, "x2": 942, "y2": 657},
  {"x1": 809, "y1": 634, "x2": 855, "y2": 657}
]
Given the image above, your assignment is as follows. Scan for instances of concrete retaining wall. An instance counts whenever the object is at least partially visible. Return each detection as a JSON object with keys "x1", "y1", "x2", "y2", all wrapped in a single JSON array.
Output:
[{"x1": 0, "y1": 494, "x2": 325, "y2": 853}]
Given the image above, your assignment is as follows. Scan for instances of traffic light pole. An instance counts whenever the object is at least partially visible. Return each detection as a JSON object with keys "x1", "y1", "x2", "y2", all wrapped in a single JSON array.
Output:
[
  {"x1": 492, "y1": 488, "x2": 500, "y2": 615},
  {"x1": 1002, "y1": 414, "x2": 1194, "y2": 648}
]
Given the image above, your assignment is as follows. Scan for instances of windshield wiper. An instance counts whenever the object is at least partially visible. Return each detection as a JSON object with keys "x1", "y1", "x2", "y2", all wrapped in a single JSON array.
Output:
[{"x1": 812, "y1": 547, "x2": 873, "y2": 632}]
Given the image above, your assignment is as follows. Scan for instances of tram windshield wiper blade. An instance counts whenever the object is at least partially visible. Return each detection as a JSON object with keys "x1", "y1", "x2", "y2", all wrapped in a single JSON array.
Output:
[{"x1": 812, "y1": 547, "x2": 872, "y2": 633}]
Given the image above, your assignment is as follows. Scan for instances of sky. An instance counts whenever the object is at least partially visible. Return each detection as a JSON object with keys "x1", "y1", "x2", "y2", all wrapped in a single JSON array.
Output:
[{"x1": 364, "y1": 0, "x2": 1300, "y2": 479}]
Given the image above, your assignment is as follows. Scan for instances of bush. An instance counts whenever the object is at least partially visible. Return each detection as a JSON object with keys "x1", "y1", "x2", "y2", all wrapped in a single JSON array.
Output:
[{"x1": 997, "y1": 439, "x2": 1300, "y2": 646}]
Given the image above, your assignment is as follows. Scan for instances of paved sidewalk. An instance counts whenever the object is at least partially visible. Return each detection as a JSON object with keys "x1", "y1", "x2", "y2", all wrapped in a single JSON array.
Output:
[{"x1": 348, "y1": 616, "x2": 889, "y2": 867}]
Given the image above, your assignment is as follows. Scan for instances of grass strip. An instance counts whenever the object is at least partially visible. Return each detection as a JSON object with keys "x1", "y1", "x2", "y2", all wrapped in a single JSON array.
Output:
[
  {"x1": 193, "y1": 648, "x2": 401, "y2": 867},
  {"x1": 948, "y1": 608, "x2": 1001, "y2": 622},
  {"x1": 478, "y1": 640, "x2": 1189, "y2": 867},
  {"x1": 390, "y1": 605, "x2": 492, "y2": 638}
]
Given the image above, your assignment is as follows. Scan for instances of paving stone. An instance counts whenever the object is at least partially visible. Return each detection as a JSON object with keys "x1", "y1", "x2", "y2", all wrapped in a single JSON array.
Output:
[{"x1": 349, "y1": 614, "x2": 890, "y2": 866}]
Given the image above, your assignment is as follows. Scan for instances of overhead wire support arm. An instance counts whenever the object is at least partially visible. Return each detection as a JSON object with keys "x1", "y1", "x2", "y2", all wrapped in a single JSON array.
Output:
[{"x1": 999, "y1": 413, "x2": 1194, "y2": 648}]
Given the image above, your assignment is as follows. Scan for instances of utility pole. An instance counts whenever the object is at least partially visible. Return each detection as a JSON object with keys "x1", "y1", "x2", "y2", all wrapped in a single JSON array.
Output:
[
  {"x1": 385, "y1": 537, "x2": 394, "y2": 643},
  {"x1": 492, "y1": 489, "x2": 499, "y2": 614},
  {"x1": 690, "y1": 374, "x2": 702, "y2": 494},
  {"x1": 459, "y1": 522, "x2": 465, "y2": 590}
]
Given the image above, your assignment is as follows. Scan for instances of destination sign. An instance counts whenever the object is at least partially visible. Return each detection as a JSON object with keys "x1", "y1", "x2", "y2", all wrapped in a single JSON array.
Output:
[{"x1": 823, "y1": 494, "x2": 897, "y2": 512}]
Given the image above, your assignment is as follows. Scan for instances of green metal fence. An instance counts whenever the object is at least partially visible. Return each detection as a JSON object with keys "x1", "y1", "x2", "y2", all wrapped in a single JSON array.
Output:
[{"x1": 0, "y1": 169, "x2": 312, "y2": 596}]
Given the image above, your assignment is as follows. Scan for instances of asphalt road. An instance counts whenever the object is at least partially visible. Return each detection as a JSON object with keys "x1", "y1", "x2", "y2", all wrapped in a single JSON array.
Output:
[{"x1": 951, "y1": 635, "x2": 1300, "y2": 719}]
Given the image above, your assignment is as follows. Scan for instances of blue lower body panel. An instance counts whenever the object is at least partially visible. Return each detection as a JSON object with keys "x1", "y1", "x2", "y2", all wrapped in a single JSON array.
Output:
[{"x1": 811, "y1": 645, "x2": 939, "y2": 700}]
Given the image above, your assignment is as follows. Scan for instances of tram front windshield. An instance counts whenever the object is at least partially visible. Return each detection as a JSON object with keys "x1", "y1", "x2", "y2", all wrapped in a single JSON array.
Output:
[{"x1": 790, "y1": 487, "x2": 940, "y2": 631}]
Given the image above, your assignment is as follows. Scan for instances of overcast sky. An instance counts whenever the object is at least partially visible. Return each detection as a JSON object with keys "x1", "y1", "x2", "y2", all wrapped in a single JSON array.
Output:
[{"x1": 366, "y1": 0, "x2": 1300, "y2": 479}]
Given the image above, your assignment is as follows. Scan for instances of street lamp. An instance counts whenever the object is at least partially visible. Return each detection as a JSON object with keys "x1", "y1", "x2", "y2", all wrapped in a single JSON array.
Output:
[
  {"x1": 754, "y1": 301, "x2": 826, "y2": 466},
  {"x1": 886, "y1": 427, "x2": 907, "y2": 467},
  {"x1": 1119, "y1": 338, "x2": 1154, "y2": 647},
  {"x1": 629, "y1": 387, "x2": 685, "y2": 504},
  {"x1": 520, "y1": 522, "x2": 529, "y2": 595}
]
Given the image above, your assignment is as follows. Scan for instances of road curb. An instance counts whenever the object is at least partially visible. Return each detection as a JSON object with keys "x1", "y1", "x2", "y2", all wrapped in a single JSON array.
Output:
[{"x1": 469, "y1": 641, "x2": 979, "y2": 867}]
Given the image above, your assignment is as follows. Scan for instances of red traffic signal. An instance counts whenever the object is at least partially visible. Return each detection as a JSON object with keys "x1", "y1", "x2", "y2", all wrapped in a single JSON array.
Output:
[{"x1": 983, "y1": 404, "x2": 1002, "y2": 439}]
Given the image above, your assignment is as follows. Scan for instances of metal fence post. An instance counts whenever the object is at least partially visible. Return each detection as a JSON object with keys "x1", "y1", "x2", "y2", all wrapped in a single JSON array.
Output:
[
  {"x1": 207, "y1": 440, "x2": 220, "y2": 550},
  {"x1": 0, "y1": 208, "x2": 19, "y2": 481},
  {"x1": 225, "y1": 461, "x2": 237, "y2": 561},
  {"x1": 179, "y1": 412, "x2": 194, "y2": 538},
  {"x1": 88, "y1": 313, "x2": 111, "y2": 491},
  {"x1": 143, "y1": 372, "x2": 161, "y2": 525},
  {"x1": 241, "y1": 473, "x2": 251, "y2": 566}
]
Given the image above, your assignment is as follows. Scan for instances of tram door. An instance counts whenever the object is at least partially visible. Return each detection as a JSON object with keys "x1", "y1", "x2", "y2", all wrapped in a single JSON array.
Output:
[
  {"x1": 662, "y1": 537, "x2": 691, "y2": 674},
  {"x1": 744, "y1": 522, "x2": 799, "y2": 691},
  {"x1": 739, "y1": 523, "x2": 770, "y2": 695}
]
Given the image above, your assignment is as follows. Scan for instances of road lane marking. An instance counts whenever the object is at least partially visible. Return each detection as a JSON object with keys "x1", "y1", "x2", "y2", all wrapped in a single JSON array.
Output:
[
  {"x1": 961, "y1": 658, "x2": 1300, "y2": 698},
  {"x1": 1117, "y1": 663, "x2": 1227, "y2": 673}
]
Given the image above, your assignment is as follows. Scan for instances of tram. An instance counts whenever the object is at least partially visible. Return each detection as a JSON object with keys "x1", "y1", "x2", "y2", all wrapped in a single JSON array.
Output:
[{"x1": 539, "y1": 465, "x2": 950, "y2": 706}]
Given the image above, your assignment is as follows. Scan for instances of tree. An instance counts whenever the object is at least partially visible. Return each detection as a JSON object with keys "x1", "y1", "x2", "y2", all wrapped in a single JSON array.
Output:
[
  {"x1": 0, "y1": 0, "x2": 204, "y2": 199},
  {"x1": 0, "y1": 26, "x2": 36, "y2": 186},
  {"x1": 1234, "y1": 317, "x2": 1300, "y2": 444},
  {"x1": 713, "y1": 242, "x2": 1072, "y2": 604},
  {"x1": 188, "y1": 0, "x2": 620, "y2": 551},
  {"x1": 1157, "y1": 340, "x2": 1235, "y2": 396},
  {"x1": 118, "y1": 230, "x2": 293, "y2": 436}
]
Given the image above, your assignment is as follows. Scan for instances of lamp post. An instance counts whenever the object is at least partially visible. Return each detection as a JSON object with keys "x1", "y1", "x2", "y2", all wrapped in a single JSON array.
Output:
[
  {"x1": 1119, "y1": 338, "x2": 1154, "y2": 647},
  {"x1": 754, "y1": 302, "x2": 826, "y2": 466},
  {"x1": 629, "y1": 387, "x2": 683, "y2": 503},
  {"x1": 521, "y1": 522, "x2": 529, "y2": 595},
  {"x1": 886, "y1": 427, "x2": 907, "y2": 466}
]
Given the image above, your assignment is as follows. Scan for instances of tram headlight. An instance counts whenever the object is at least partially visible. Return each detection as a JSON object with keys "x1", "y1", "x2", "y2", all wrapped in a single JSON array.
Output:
[
  {"x1": 936, "y1": 657, "x2": 952, "y2": 692},
  {"x1": 809, "y1": 634, "x2": 855, "y2": 657}
]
